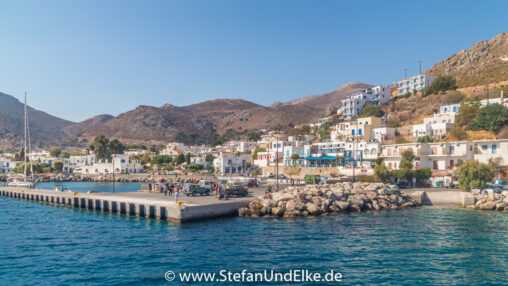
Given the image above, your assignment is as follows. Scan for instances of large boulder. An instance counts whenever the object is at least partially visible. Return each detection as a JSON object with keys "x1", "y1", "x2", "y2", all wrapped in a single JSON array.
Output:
[
  {"x1": 335, "y1": 201, "x2": 350, "y2": 211},
  {"x1": 495, "y1": 203, "x2": 505, "y2": 211},
  {"x1": 285, "y1": 200, "x2": 297, "y2": 212},
  {"x1": 272, "y1": 207, "x2": 284, "y2": 217},
  {"x1": 305, "y1": 202, "x2": 322, "y2": 215},
  {"x1": 478, "y1": 201, "x2": 497, "y2": 210},
  {"x1": 238, "y1": 207, "x2": 251, "y2": 217}
]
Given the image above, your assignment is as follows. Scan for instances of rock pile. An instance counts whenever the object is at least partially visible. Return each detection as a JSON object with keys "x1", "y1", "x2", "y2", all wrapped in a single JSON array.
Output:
[
  {"x1": 468, "y1": 190, "x2": 508, "y2": 211},
  {"x1": 238, "y1": 182, "x2": 420, "y2": 218}
]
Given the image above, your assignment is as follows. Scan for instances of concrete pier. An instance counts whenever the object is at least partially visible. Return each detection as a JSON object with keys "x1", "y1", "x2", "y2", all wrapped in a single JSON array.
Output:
[
  {"x1": 404, "y1": 189, "x2": 475, "y2": 207},
  {"x1": 0, "y1": 187, "x2": 264, "y2": 222}
]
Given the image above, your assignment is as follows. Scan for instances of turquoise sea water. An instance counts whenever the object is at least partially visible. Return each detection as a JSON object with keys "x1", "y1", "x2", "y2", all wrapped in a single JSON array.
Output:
[{"x1": 1, "y1": 183, "x2": 507, "y2": 285}]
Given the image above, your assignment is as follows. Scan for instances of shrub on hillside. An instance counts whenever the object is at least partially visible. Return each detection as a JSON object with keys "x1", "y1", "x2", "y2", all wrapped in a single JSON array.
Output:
[
  {"x1": 455, "y1": 99, "x2": 481, "y2": 127},
  {"x1": 394, "y1": 136, "x2": 408, "y2": 144},
  {"x1": 429, "y1": 75, "x2": 457, "y2": 94},
  {"x1": 359, "y1": 105, "x2": 385, "y2": 117},
  {"x1": 387, "y1": 118, "x2": 401, "y2": 128},
  {"x1": 467, "y1": 103, "x2": 508, "y2": 133},
  {"x1": 444, "y1": 91, "x2": 466, "y2": 104},
  {"x1": 450, "y1": 127, "x2": 469, "y2": 140}
]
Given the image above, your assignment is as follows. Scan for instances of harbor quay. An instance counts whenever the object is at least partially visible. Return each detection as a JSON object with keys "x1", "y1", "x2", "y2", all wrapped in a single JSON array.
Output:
[{"x1": 0, "y1": 186, "x2": 266, "y2": 222}]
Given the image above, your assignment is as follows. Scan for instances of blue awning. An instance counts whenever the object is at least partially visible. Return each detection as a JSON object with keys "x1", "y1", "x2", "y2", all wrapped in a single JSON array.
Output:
[{"x1": 304, "y1": 156, "x2": 337, "y2": 160}]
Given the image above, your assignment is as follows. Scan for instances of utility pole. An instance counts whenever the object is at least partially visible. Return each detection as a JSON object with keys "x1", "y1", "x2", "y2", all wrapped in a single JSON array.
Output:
[
  {"x1": 418, "y1": 60, "x2": 422, "y2": 75},
  {"x1": 275, "y1": 136, "x2": 279, "y2": 191}
]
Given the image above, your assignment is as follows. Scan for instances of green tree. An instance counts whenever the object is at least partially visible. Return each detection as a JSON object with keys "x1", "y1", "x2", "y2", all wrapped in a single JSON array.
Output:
[
  {"x1": 248, "y1": 131, "x2": 261, "y2": 142},
  {"x1": 89, "y1": 136, "x2": 125, "y2": 160},
  {"x1": 184, "y1": 153, "x2": 191, "y2": 164},
  {"x1": 467, "y1": 103, "x2": 508, "y2": 133},
  {"x1": 457, "y1": 160, "x2": 494, "y2": 192},
  {"x1": 53, "y1": 161, "x2": 64, "y2": 173},
  {"x1": 50, "y1": 148, "x2": 62, "y2": 158},
  {"x1": 173, "y1": 153, "x2": 185, "y2": 165},
  {"x1": 455, "y1": 99, "x2": 480, "y2": 127},
  {"x1": 151, "y1": 155, "x2": 172, "y2": 165},
  {"x1": 300, "y1": 124, "x2": 311, "y2": 135},
  {"x1": 205, "y1": 154, "x2": 215, "y2": 163},
  {"x1": 89, "y1": 135, "x2": 110, "y2": 160},
  {"x1": 108, "y1": 138, "x2": 126, "y2": 155},
  {"x1": 429, "y1": 75, "x2": 457, "y2": 94},
  {"x1": 60, "y1": 151, "x2": 70, "y2": 158},
  {"x1": 359, "y1": 105, "x2": 385, "y2": 117},
  {"x1": 399, "y1": 150, "x2": 415, "y2": 170},
  {"x1": 374, "y1": 164, "x2": 391, "y2": 183}
]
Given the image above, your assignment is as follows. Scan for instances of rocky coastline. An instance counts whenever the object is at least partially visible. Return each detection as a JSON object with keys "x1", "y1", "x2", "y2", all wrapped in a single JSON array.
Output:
[
  {"x1": 467, "y1": 190, "x2": 508, "y2": 211},
  {"x1": 238, "y1": 182, "x2": 420, "y2": 218}
]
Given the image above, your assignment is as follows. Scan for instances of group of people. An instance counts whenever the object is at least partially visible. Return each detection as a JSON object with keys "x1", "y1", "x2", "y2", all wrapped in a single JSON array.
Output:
[{"x1": 147, "y1": 181, "x2": 181, "y2": 201}]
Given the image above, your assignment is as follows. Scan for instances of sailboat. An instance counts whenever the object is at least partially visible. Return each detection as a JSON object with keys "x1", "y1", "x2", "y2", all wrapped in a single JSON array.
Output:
[{"x1": 8, "y1": 92, "x2": 34, "y2": 188}]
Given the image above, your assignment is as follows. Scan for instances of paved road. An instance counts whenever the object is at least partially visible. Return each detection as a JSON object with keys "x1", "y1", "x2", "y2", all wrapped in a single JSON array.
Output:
[{"x1": 91, "y1": 187, "x2": 270, "y2": 205}]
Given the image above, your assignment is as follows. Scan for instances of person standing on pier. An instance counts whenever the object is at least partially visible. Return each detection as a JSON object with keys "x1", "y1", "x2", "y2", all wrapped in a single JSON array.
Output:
[{"x1": 174, "y1": 188, "x2": 179, "y2": 202}]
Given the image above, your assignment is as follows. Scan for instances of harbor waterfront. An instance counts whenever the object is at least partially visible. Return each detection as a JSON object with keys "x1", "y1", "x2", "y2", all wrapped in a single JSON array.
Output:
[{"x1": 0, "y1": 192, "x2": 507, "y2": 285}]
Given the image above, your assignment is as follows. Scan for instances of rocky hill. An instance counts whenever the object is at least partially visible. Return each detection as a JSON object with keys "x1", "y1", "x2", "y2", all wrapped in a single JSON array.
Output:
[
  {"x1": 62, "y1": 114, "x2": 114, "y2": 137},
  {"x1": 68, "y1": 82, "x2": 368, "y2": 145},
  {"x1": 72, "y1": 99, "x2": 324, "y2": 145},
  {"x1": 425, "y1": 32, "x2": 508, "y2": 87},
  {"x1": 0, "y1": 92, "x2": 73, "y2": 148},
  {"x1": 281, "y1": 82, "x2": 372, "y2": 113}
]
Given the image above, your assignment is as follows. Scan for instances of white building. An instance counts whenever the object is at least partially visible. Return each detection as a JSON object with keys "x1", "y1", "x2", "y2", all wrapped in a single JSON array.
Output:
[
  {"x1": 213, "y1": 152, "x2": 250, "y2": 175},
  {"x1": 190, "y1": 156, "x2": 212, "y2": 169},
  {"x1": 473, "y1": 139, "x2": 508, "y2": 165},
  {"x1": 412, "y1": 122, "x2": 454, "y2": 138},
  {"x1": 62, "y1": 155, "x2": 96, "y2": 173},
  {"x1": 75, "y1": 154, "x2": 143, "y2": 175},
  {"x1": 371, "y1": 127, "x2": 395, "y2": 142},
  {"x1": 0, "y1": 159, "x2": 17, "y2": 174},
  {"x1": 339, "y1": 85, "x2": 391, "y2": 119},
  {"x1": 397, "y1": 74, "x2": 436, "y2": 95},
  {"x1": 162, "y1": 142, "x2": 190, "y2": 156}
]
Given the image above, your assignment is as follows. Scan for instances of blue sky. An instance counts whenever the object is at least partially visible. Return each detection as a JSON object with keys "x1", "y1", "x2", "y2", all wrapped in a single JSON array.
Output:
[{"x1": 1, "y1": 0, "x2": 507, "y2": 122}]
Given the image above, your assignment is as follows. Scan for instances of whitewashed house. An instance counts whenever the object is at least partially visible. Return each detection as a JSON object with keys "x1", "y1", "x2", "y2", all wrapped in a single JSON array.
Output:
[
  {"x1": 339, "y1": 85, "x2": 391, "y2": 119},
  {"x1": 213, "y1": 152, "x2": 250, "y2": 175},
  {"x1": 473, "y1": 139, "x2": 508, "y2": 165},
  {"x1": 397, "y1": 74, "x2": 436, "y2": 95},
  {"x1": 75, "y1": 154, "x2": 143, "y2": 175}
]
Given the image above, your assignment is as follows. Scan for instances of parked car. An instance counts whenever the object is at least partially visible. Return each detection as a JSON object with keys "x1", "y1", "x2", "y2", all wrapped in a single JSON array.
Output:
[
  {"x1": 244, "y1": 179, "x2": 258, "y2": 187},
  {"x1": 396, "y1": 181, "x2": 410, "y2": 189},
  {"x1": 183, "y1": 183, "x2": 209, "y2": 196},
  {"x1": 225, "y1": 182, "x2": 248, "y2": 197},
  {"x1": 199, "y1": 180, "x2": 216, "y2": 190}
]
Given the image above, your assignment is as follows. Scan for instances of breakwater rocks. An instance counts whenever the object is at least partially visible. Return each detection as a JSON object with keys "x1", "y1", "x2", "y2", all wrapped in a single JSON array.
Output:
[
  {"x1": 238, "y1": 182, "x2": 420, "y2": 218},
  {"x1": 468, "y1": 190, "x2": 508, "y2": 211}
]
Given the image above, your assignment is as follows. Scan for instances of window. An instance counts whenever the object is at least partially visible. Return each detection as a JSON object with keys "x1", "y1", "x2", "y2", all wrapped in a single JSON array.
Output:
[
  {"x1": 352, "y1": 129, "x2": 355, "y2": 135},
  {"x1": 365, "y1": 121, "x2": 368, "y2": 125},
  {"x1": 482, "y1": 145, "x2": 488, "y2": 151},
  {"x1": 359, "y1": 129, "x2": 362, "y2": 135},
  {"x1": 492, "y1": 145, "x2": 497, "y2": 154}
]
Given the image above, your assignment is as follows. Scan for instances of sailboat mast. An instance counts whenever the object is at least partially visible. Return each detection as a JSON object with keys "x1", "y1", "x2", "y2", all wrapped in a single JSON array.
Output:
[
  {"x1": 24, "y1": 92, "x2": 27, "y2": 181},
  {"x1": 26, "y1": 94, "x2": 33, "y2": 177}
]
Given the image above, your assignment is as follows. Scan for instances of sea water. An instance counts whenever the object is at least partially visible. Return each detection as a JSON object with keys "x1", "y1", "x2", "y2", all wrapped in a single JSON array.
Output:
[{"x1": 1, "y1": 183, "x2": 507, "y2": 285}]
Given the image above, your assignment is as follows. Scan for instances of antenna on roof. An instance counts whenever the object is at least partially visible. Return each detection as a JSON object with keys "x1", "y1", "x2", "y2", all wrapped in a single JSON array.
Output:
[
  {"x1": 418, "y1": 60, "x2": 422, "y2": 75},
  {"x1": 404, "y1": 68, "x2": 408, "y2": 79}
]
